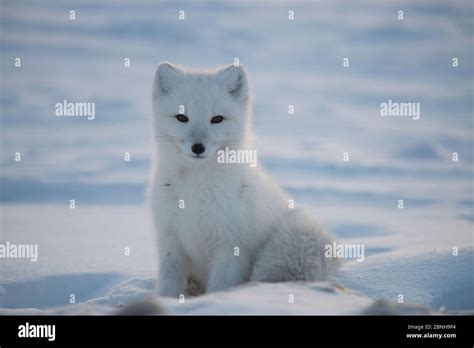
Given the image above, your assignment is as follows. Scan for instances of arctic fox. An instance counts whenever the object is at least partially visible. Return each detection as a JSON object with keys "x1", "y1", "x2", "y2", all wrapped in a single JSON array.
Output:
[{"x1": 151, "y1": 62, "x2": 339, "y2": 297}]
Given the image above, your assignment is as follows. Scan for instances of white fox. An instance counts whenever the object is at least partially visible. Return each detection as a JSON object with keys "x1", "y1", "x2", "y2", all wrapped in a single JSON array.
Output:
[{"x1": 151, "y1": 62, "x2": 339, "y2": 297}]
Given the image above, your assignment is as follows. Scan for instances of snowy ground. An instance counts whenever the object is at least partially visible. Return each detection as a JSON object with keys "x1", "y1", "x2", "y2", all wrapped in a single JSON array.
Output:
[
  {"x1": 0, "y1": 205, "x2": 472, "y2": 315},
  {"x1": 1, "y1": 0, "x2": 473, "y2": 314}
]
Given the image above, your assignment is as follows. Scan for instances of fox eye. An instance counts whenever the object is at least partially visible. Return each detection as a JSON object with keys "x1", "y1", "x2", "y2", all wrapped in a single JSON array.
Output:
[
  {"x1": 210, "y1": 115, "x2": 224, "y2": 124},
  {"x1": 175, "y1": 114, "x2": 189, "y2": 123}
]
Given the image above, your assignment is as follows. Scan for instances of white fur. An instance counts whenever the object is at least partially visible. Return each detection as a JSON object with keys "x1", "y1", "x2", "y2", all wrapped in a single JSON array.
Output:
[{"x1": 150, "y1": 62, "x2": 339, "y2": 297}]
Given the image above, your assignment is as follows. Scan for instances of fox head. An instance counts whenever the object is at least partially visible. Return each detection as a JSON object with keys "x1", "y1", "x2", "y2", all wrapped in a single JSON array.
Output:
[{"x1": 152, "y1": 62, "x2": 251, "y2": 165}]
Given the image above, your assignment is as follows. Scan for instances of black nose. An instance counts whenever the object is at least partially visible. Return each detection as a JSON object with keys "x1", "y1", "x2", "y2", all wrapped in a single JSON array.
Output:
[{"x1": 191, "y1": 143, "x2": 205, "y2": 155}]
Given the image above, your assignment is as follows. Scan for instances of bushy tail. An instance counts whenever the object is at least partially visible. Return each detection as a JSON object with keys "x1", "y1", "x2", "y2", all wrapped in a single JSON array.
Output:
[{"x1": 250, "y1": 211, "x2": 339, "y2": 282}]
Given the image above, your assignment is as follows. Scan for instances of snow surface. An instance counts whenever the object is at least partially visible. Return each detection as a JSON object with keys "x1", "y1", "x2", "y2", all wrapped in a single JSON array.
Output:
[
  {"x1": 0, "y1": 204, "x2": 472, "y2": 315},
  {"x1": 1, "y1": 0, "x2": 473, "y2": 315},
  {"x1": 0, "y1": 246, "x2": 471, "y2": 315}
]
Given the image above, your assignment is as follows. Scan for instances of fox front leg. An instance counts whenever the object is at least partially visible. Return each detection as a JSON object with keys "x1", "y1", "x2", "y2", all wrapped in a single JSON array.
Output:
[
  {"x1": 206, "y1": 248, "x2": 250, "y2": 293},
  {"x1": 156, "y1": 239, "x2": 189, "y2": 298}
]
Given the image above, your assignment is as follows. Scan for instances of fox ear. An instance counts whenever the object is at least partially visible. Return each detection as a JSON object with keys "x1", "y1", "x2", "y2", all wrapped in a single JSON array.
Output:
[
  {"x1": 217, "y1": 65, "x2": 249, "y2": 101},
  {"x1": 153, "y1": 62, "x2": 182, "y2": 95}
]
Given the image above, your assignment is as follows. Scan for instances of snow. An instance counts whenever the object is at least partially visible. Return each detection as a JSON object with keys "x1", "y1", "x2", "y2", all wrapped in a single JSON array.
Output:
[
  {"x1": 336, "y1": 248, "x2": 474, "y2": 312},
  {"x1": 0, "y1": 205, "x2": 472, "y2": 315},
  {"x1": 1, "y1": 246, "x2": 471, "y2": 315},
  {"x1": 1, "y1": 0, "x2": 473, "y2": 315}
]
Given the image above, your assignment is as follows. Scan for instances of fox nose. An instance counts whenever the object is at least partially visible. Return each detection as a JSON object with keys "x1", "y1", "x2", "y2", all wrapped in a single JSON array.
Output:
[{"x1": 191, "y1": 143, "x2": 205, "y2": 155}]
